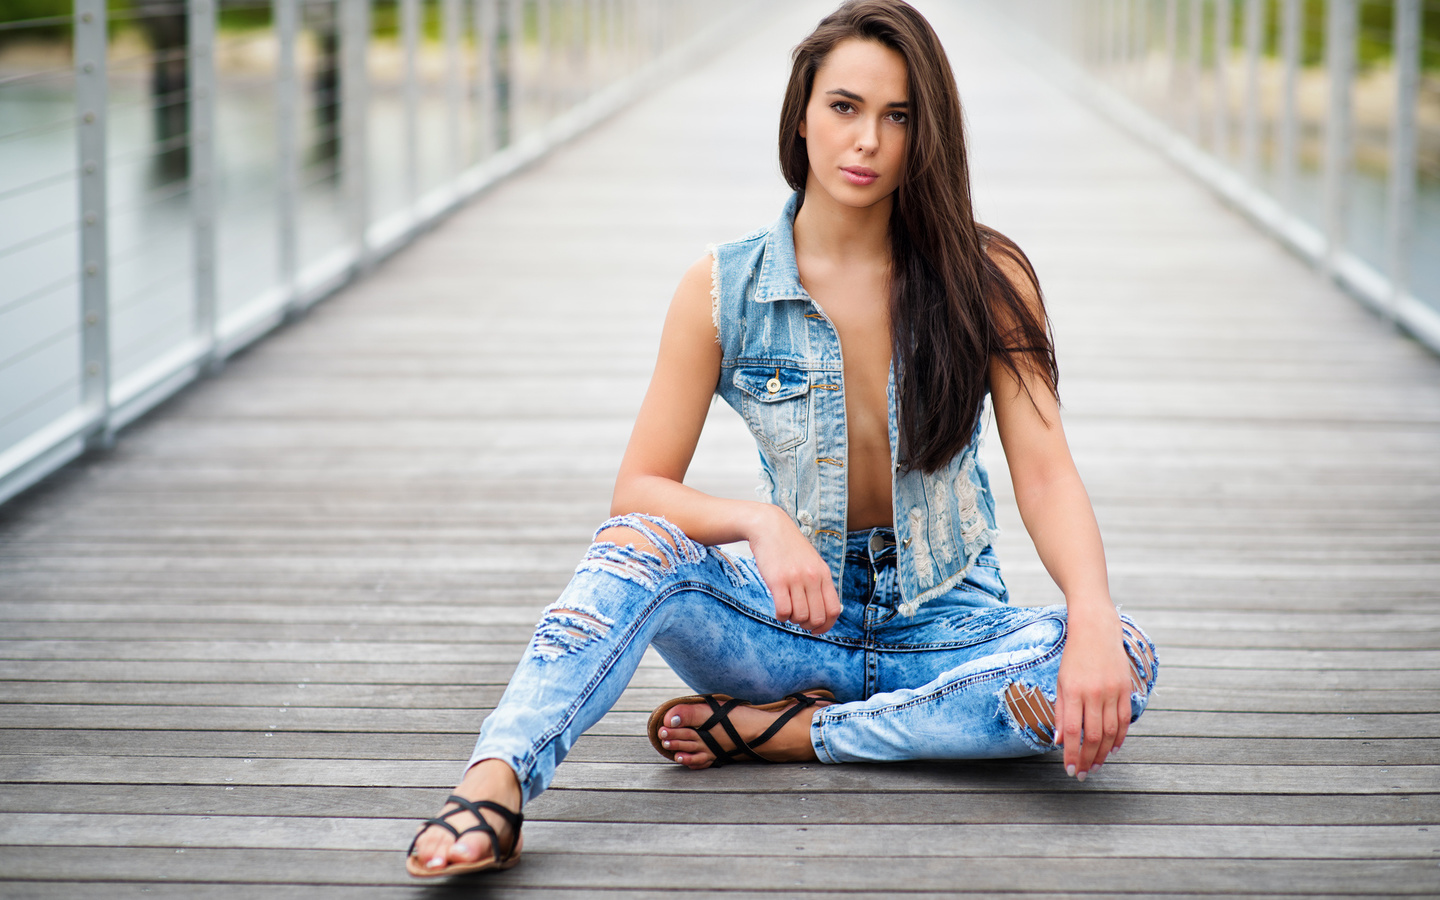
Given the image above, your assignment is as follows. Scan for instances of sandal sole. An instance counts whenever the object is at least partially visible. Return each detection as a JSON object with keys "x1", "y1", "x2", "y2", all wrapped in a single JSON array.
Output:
[{"x1": 405, "y1": 834, "x2": 523, "y2": 878}]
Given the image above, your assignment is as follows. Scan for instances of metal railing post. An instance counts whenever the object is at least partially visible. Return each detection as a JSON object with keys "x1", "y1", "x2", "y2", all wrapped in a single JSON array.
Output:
[
  {"x1": 342, "y1": 0, "x2": 371, "y2": 265},
  {"x1": 190, "y1": 0, "x2": 218, "y2": 367},
  {"x1": 537, "y1": 0, "x2": 551, "y2": 119},
  {"x1": 1165, "y1": 0, "x2": 1179, "y2": 122},
  {"x1": 1321, "y1": 0, "x2": 1356, "y2": 276},
  {"x1": 1132, "y1": 0, "x2": 1148, "y2": 92},
  {"x1": 1278, "y1": 0, "x2": 1300, "y2": 212},
  {"x1": 445, "y1": 0, "x2": 463, "y2": 183},
  {"x1": 1385, "y1": 0, "x2": 1420, "y2": 322},
  {"x1": 474, "y1": 0, "x2": 499, "y2": 154},
  {"x1": 402, "y1": 0, "x2": 420, "y2": 213},
  {"x1": 1187, "y1": 0, "x2": 1203, "y2": 141},
  {"x1": 75, "y1": 0, "x2": 111, "y2": 442},
  {"x1": 277, "y1": 0, "x2": 300, "y2": 313},
  {"x1": 1239, "y1": 0, "x2": 1262, "y2": 182},
  {"x1": 1212, "y1": 0, "x2": 1230, "y2": 156},
  {"x1": 508, "y1": 0, "x2": 524, "y2": 139}
]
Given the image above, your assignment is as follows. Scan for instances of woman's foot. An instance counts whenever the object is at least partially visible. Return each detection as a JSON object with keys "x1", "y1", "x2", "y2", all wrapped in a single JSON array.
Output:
[
  {"x1": 406, "y1": 758, "x2": 523, "y2": 876},
  {"x1": 653, "y1": 691, "x2": 834, "y2": 769}
]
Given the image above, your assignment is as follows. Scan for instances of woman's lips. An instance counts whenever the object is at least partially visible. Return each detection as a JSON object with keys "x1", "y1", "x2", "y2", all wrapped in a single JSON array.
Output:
[{"x1": 841, "y1": 166, "x2": 879, "y2": 186}]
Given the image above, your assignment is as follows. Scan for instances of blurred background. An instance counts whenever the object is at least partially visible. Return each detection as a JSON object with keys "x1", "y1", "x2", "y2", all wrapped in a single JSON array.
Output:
[
  {"x1": 0, "y1": 0, "x2": 1437, "y2": 509},
  {"x1": 0, "y1": 0, "x2": 714, "y2": 507}
]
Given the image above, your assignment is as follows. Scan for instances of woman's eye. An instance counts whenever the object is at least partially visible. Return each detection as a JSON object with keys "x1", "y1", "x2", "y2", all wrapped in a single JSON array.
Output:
[
  {"x1": 887, "y1": 111, "x2": 908, "y2": 125},
  {"x1": 831, "y1": 101, "x2": 854, "y2": 114}
]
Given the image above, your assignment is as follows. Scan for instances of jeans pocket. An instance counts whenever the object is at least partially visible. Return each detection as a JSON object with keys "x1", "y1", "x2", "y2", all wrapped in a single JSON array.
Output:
[
  {"x1": 735, "y1": 364, "x2": 811, "y2": 452},
  {"x1": 961, "y1": 561, "x2": 1009, "y2": 603}
]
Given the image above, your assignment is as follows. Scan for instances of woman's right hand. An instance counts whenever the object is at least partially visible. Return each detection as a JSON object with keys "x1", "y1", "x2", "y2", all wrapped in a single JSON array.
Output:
[{"x1": 747, "y1": 505, "x2": 842, "y2": 634}]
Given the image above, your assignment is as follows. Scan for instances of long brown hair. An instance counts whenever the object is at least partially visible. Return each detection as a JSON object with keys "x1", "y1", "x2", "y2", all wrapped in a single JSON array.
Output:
[{"x1": 778, "y1": 0, "x2": 1058, "y2": 473}]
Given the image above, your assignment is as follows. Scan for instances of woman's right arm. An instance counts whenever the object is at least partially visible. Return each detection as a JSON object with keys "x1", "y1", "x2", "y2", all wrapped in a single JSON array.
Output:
[{"x1": 610, "y1": 255, "x2": 841, "y2": 634}]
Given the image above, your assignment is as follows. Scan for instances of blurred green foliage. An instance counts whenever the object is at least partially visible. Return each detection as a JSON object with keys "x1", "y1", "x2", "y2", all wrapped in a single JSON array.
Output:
[
  {"x1": 0, "y1": 0, "x2": 273, "y2": 37},
  {"x1": 0, "y1": 0, "x2": 71, "y2": 28},
  {"x1": 1242, "y1": 0, "x2": 1439, "y2": 72}
]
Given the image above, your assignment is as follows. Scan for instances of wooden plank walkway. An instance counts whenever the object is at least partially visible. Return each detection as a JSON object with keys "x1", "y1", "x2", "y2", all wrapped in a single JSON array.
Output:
[{"x1": 3, "y1": 1, "x2": 1439, "y2": 896}]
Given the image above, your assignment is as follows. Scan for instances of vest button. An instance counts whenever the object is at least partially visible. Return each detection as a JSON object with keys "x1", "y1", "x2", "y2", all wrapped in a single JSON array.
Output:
[
  {"x1": 799, "y1": 525, "x2": 814, "y2": 537},
  {"x1": 766, "y1": 377, "x2": 780, "y2": 393}
]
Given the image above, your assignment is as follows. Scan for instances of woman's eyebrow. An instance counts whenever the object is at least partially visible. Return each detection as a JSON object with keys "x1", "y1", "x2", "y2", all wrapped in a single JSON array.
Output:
[{"x1": 825, "y1": 88, "x2": 908, "y2": 108}]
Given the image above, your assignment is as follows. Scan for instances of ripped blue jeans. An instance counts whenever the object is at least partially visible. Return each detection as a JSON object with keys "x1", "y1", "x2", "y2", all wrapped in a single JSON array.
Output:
[{"x1": 470, "y1": 514, "x2": 1158, "y2": 804}]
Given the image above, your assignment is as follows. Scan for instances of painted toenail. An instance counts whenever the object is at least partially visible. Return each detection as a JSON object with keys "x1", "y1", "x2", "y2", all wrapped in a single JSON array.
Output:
[
  {"x1": 670, "y1": 715, "x2": 681, "y2": 727},
  {"x1": 662, "y1": 740, "x2": 670, "y2": 749},
  {"x1": 659, "y1": 728, "x2": 668, "y2": 739},
  {"x1": 428, "y1": 856, "x2": 445, "y2": 868},
  {"x1": 454, "y1": 842, "x2": 468, "y2": 855}
]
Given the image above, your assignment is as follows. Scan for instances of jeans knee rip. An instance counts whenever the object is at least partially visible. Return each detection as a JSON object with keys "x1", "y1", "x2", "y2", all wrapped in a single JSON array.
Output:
[
  {"x1": 1120, "y1": 619, "x2": 1159, "y2": 699},
  {"x1": 529, "y1": 603, "x2": 615, "y2": 662},
  {"x1": 1000, "y1": 681, "x2": 1057, "y2": 749},
  {"x1": 574, "y1": 514, "x2": 706, "y2": 592}
]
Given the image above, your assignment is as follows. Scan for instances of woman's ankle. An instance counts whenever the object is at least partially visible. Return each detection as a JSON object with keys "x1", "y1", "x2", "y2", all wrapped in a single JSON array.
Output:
[{"x1": 460, "y1": 758, "x2": 523, "y2": 806}]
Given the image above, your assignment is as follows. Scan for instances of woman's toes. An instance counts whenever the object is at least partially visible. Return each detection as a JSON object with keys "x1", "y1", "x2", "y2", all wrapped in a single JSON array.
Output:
[
  {"x1": 414, "y1": 829, "x2": 448, "y2": 866},
  {"x1": 449, "y1": 838, "x2": 483, "y2": 864},
  {"x1": 415, "y1": 832, "x2": 451, "y2": 869}
]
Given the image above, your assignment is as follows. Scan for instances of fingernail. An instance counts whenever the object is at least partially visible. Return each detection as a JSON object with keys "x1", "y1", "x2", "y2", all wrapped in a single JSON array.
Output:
[
  {"x1": 1066, "y1": 764, "x2": 1076, "y2": 777},
  {"x1": 1076, "y1": 769, "x2": 1087, "y2": 782},
  {"x1": 670, "y1": 714, "x2": 681, "y2": 727}
]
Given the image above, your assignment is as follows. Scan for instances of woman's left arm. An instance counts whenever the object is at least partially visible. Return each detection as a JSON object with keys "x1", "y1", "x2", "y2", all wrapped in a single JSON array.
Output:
[{"x1": 988, "y1": 262, "x2": 1133, "y2": 781}]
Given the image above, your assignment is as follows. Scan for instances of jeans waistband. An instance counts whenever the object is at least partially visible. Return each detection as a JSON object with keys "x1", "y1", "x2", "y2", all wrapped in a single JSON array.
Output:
[{"x1": 846, "y1": 526, "x2": 896, "y2": 569}]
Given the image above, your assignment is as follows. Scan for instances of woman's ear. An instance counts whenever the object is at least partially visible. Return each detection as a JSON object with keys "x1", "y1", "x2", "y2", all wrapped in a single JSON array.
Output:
[{"x1": 798, "y1": 119, "x2": 807, "y2": 140}]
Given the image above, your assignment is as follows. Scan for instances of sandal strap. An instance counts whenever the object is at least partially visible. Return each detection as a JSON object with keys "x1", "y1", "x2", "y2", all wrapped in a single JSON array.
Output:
[
  {"x1": 694, "y1": 691, "x2": 824, "y2": 767},
  {"x1": 407, "y1": 793, "x2": 523, "y2": 864},
  {"x1": 695, "y1": 696, "x2": 759, "y2": 766},
  {"x1": 747, "y1": 691, "x2": 823, "y2": 751}
]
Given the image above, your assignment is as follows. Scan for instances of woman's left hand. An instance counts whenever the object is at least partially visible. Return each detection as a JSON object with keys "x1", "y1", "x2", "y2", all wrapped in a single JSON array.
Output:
[{"x1": 1053, "y1": 605, "x2": 1133, "y2": 779}]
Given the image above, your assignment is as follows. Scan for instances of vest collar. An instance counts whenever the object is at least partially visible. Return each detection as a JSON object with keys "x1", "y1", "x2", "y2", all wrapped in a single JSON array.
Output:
[{"x1": 753, "y1": 192, "x2": 812, "y2": 303}]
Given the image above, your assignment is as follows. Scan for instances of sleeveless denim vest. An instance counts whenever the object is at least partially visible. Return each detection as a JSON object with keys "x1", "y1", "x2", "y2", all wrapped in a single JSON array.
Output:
[{"x1": 711, "y1": 192, "x2": 998, "y2": 616}]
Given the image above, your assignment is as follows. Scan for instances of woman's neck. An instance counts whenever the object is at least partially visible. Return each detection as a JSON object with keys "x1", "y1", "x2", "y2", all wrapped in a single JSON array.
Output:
[{"x1": 792, "y1": 181, "x2": 893, "y2": 266}]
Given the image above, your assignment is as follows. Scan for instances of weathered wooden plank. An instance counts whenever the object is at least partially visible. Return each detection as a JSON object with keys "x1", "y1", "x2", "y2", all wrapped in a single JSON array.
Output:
[
  {"x1": 4, "y1": 815, "x2": 1438, "y2": 861},
  {"x1": 3, "y1": 782, "x2": 1433, "y2": 827},
  {"x1": 3, "y1": 640, "x2": 1437, "y2": 671},
  {"x1": 3, "y1": 730, "x2": 1436, "y2": 766},
  {"x1": 1, "y1": 706, "x2": 1435, "y2": 739},
  {"x1": 0, "y1": 755, "x2": 1434, "y2": 795},
  {"x1": 3, "y1": 847, "x2": 1439, "y2": 894},
  {"x1": 4, "y1": 619, "x2": 1438, "y2": 651},
  {"x1": 3, "y1": 658, "x2": 1437, "y2": 693},
  {"x1": 3, "y1": 603, "x2": 1437, "y2": 635},
  {"x1": 4, "y1": 576, "x2": 1435, "y2": 612},
  {"x1": 2, "y1": 681, "x2": 1437, "y2": 715}
]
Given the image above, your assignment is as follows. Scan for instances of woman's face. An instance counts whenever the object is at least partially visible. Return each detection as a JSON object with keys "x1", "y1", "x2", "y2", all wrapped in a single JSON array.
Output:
[{"x1": 799, "y1": 38, "x2": 909, "y2": 209}]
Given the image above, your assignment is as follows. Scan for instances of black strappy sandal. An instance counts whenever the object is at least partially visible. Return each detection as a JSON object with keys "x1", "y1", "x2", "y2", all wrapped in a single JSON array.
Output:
[
  {"x1": 405, "y1": 793, "x2": 524, "y2": 878},
  {"x1": 647, "y1": 689, "x2": 835, "y2": 766}
]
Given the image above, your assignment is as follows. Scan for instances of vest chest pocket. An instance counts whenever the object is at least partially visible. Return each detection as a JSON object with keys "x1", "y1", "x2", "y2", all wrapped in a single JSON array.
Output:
[{"x1": 734, "y1": 365, "x2": 810, "y2": 453}]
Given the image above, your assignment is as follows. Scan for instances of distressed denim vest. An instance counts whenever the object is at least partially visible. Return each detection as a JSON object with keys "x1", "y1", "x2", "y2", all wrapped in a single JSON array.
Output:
[{"x1": 710, "y1": 192, "x2": 998, "y2": 616}]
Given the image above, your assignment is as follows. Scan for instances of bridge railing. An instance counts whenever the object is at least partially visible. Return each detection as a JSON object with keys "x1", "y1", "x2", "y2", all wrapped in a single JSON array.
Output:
[
  {"x1": 0, "y1": 0, "x2": 735, "y2": 507},
  {"x1": 987, "y1": 0, "x2": 1440, "y2": 354}
]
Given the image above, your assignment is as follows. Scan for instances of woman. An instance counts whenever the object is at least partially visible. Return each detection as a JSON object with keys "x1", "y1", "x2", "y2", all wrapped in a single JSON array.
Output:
[{"x1": 406, "y1": 0, "x2": 1157, "y2": 877}]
